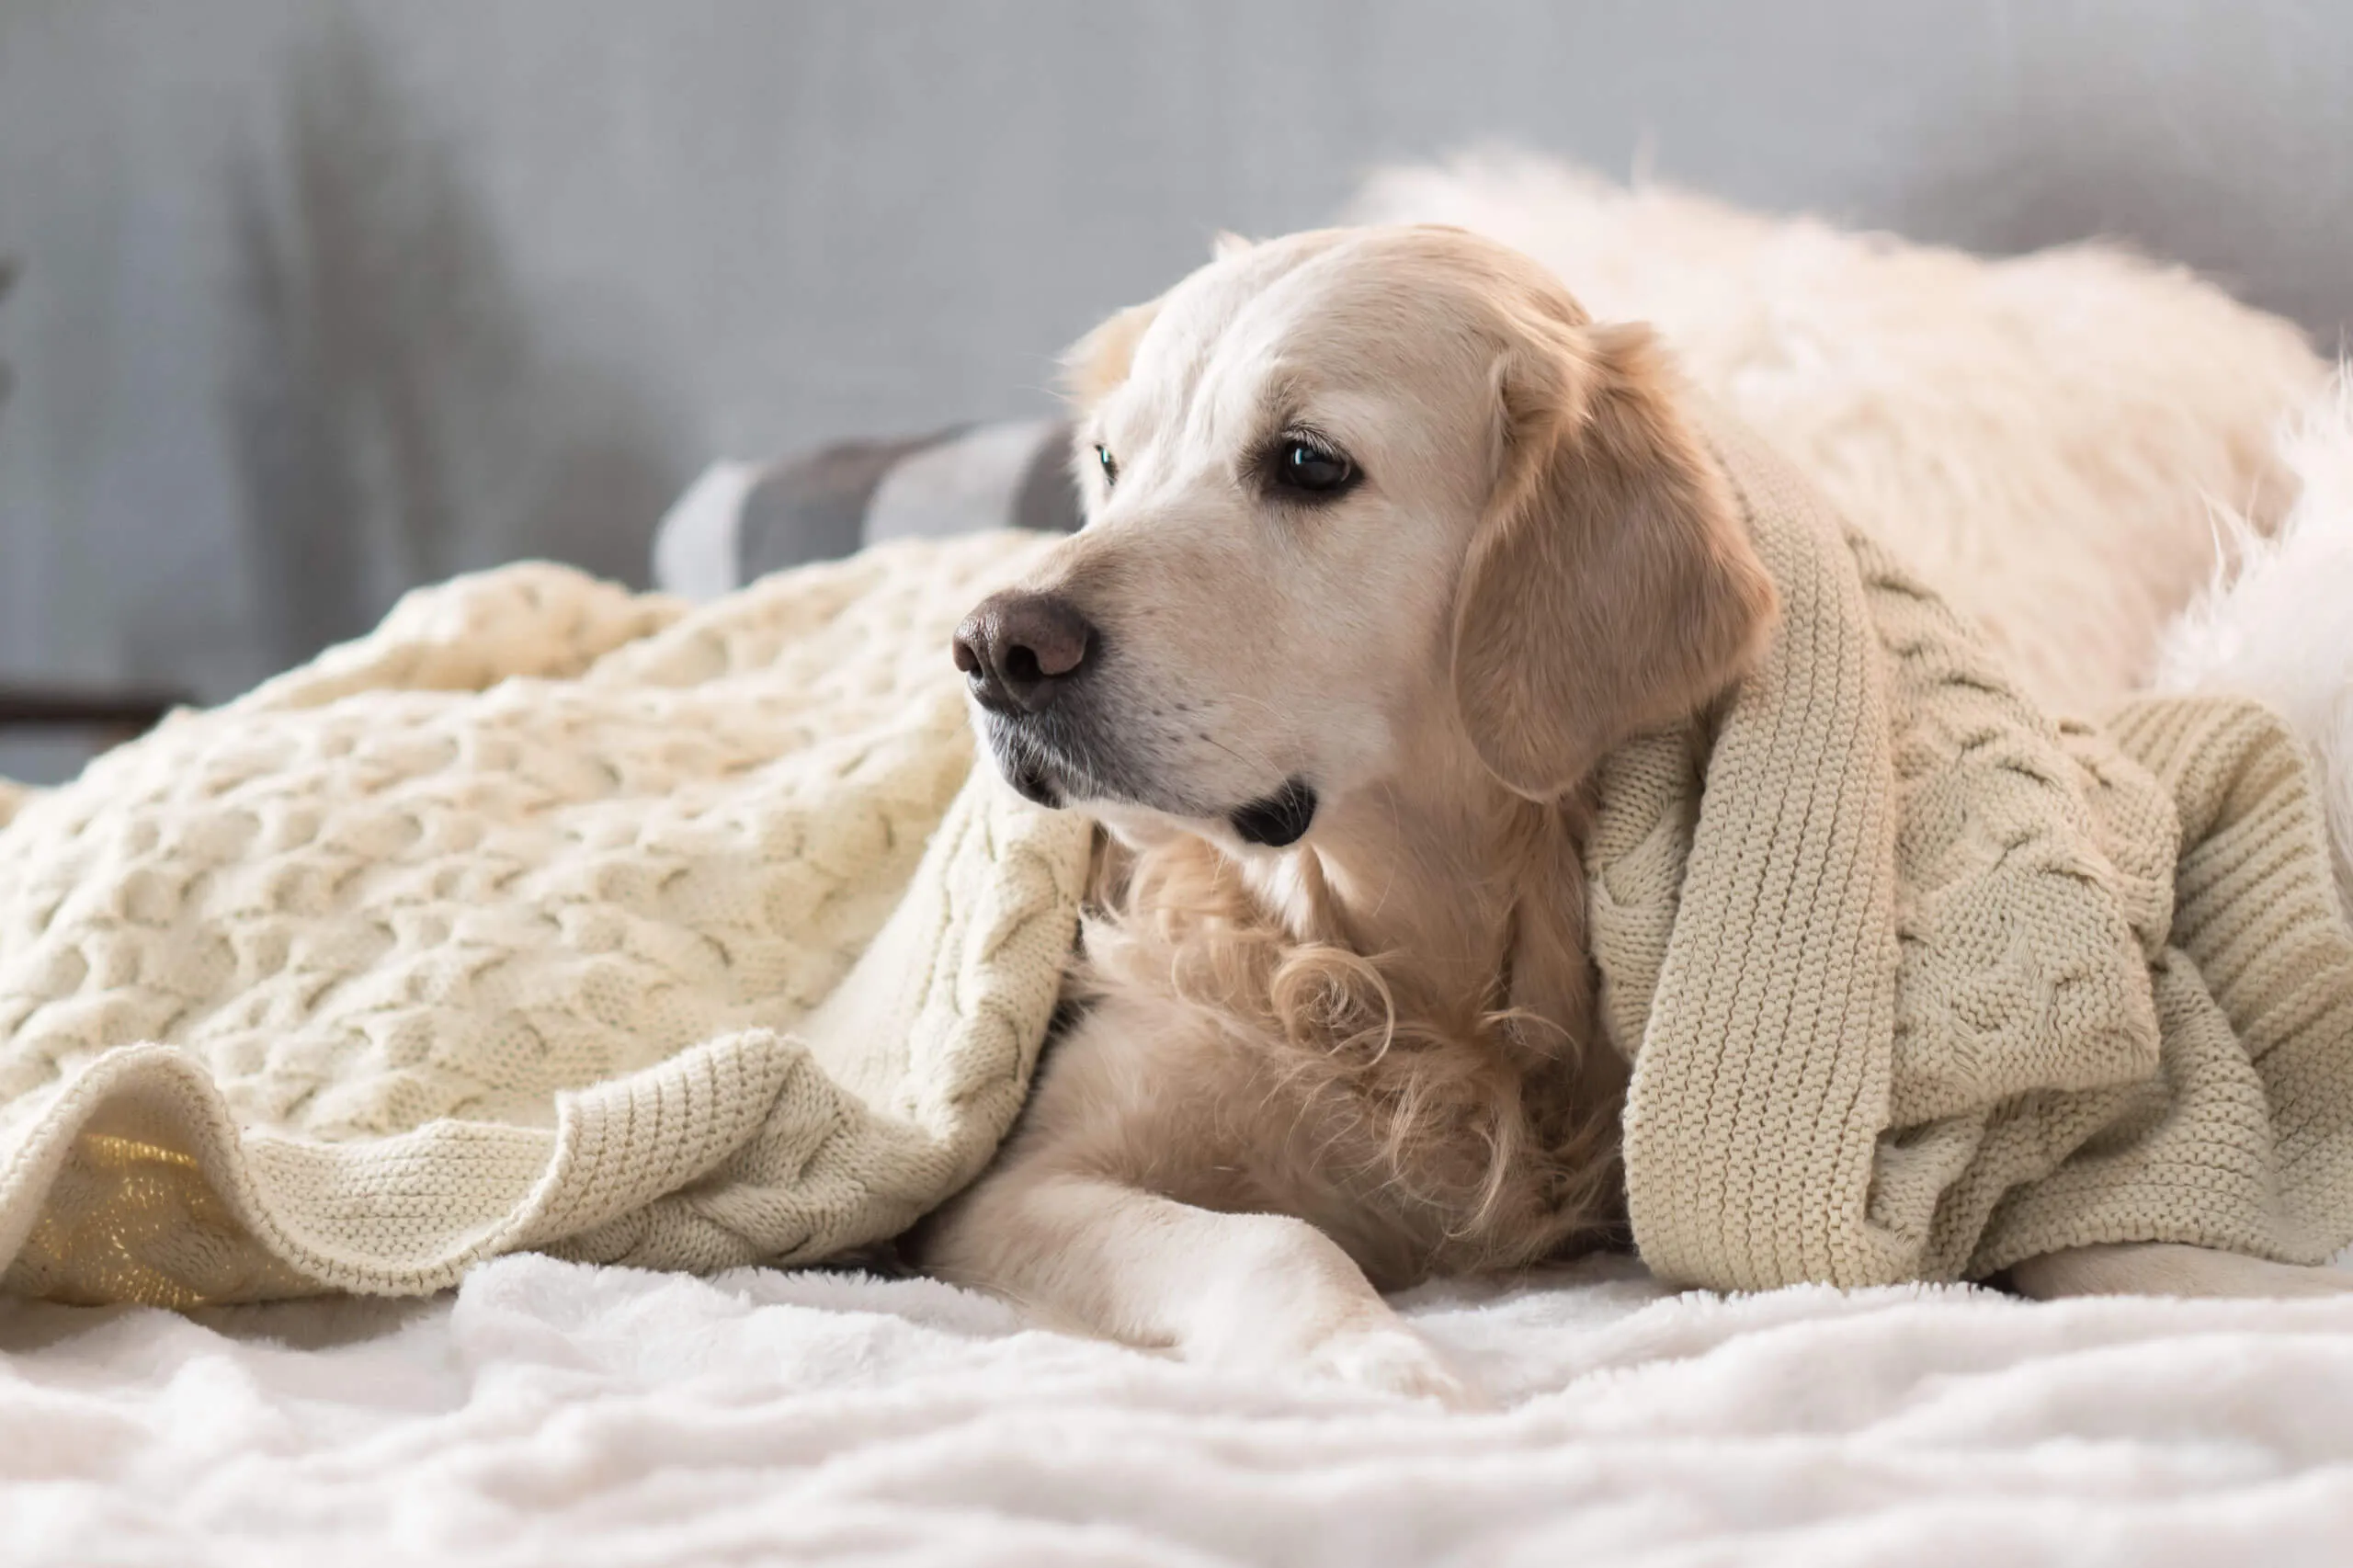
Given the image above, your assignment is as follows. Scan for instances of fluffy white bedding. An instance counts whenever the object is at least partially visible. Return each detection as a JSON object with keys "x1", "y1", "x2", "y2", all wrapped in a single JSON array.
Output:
[{"x1": 8, "y1": 1252, "x2": 2353, "y2": 1566}]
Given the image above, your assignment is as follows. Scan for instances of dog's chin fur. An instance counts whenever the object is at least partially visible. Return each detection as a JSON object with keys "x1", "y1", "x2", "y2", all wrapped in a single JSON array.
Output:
[
  {"x1": 1073, "y1": 802, "x2": 1627, "y2": 1290},
  {"x1": 983, "y1": 728, "x2": 1313, "y2": 857}
]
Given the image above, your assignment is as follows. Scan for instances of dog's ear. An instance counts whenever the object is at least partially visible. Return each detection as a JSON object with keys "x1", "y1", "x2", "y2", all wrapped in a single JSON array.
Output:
[
  {"x1": 1061, "y1": 296, "x2": 1165, "y2": 410},
  {"x1": 1451, "y1": 322, "x2": 1778, "y2": 799},
  {"x1": 1210, "y1": 229, "x2": 1255, "y2": 262}
]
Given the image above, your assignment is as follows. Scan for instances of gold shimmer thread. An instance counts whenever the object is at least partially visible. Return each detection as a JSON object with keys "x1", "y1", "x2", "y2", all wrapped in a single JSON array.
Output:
[{"x1": 12, "y1": 1131, "x2": 313, "y2": 1307}]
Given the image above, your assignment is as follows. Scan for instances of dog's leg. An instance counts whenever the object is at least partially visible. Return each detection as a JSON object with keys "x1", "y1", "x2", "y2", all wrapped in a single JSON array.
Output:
[
  {"x1": 918, "y1": 1163, "x2": 1477, "y2": 1405},
  {"x1": 2008, "y1": 1243, "x2": 2353, "y2": 1300}
]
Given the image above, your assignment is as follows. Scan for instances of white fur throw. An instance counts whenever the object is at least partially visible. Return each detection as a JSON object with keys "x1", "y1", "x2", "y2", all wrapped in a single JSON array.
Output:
[
  {"x1": 1350, "y1": 153, "x2": 2326, "y2": 717},
  {"x1": 2157, "y1": 370, "x2": 2353, "y2": 916},
  {"x1": 0, "y1": 535, "x2": 1090, "y2": 1304}
]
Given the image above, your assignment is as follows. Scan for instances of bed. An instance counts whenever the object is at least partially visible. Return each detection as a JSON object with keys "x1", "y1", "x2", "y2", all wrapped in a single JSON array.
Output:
[{"x1": 6, "y1": 160, "x2": 2353, "y2": 1565}]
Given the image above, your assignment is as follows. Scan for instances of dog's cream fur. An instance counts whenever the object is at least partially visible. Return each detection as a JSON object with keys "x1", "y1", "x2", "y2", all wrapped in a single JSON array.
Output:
[{"x1": 914, "y1": 221, "x2": 2347, "y2": 1403}]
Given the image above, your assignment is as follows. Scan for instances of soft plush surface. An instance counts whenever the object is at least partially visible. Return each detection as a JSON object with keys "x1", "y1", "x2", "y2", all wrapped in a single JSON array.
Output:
[
  {"x1": 0, "y1": 536, "x2": 1087, "y2": 1304},
  {"x1": 8, "y1": 1250, "x2": 2353, "y2": 1566},
  {"x1": 1351, "y1": 152, "x2": 2327, "y2": 717},
  {"x1": 1594, "y1": 406, "x2": 2353, "y2": 1290}
]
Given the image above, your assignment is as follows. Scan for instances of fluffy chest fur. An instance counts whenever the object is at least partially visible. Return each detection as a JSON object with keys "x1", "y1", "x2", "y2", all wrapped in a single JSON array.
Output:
[{"x1": 1053, "y1": 830, "x2": 1627, "y2": 1290}]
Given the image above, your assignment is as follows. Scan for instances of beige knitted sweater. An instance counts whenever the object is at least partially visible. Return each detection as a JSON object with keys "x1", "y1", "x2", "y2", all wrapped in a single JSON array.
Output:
[
  {"x1": 1593, "y1": 412, "x2": 2353, "y2": 1290},
  {"x1": 0, "y1": 534, "x2": 1091, "y2": 1305}
]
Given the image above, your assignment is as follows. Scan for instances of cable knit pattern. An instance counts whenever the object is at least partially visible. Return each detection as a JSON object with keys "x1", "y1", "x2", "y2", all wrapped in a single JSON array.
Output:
[
  {"x1": 1596, "y1": 408, "x2": 2353, "y2": 1290},
  {"x1": 0, "y1": 532, "x2": 1092, "y2": 1306}
]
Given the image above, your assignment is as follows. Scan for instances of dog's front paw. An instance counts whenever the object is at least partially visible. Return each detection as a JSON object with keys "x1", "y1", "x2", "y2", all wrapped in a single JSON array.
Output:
[{"x1": 1297, "y1": 1324, "x2": 1485, "y2": 1409}]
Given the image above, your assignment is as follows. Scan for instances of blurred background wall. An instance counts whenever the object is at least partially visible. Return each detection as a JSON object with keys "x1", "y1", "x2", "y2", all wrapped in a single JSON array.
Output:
[{"x1": 3, "y1": 0, "x2": 2349, "y2": 779}]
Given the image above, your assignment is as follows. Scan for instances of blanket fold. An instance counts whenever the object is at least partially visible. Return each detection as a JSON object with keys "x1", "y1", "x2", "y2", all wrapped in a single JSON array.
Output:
[
  {"x1": 1593, "y1": 409, "x2": 2353, "y2": 1291},
  {"x1": 0, "y1": 535, "x2": 1091, "y2": 1305}
]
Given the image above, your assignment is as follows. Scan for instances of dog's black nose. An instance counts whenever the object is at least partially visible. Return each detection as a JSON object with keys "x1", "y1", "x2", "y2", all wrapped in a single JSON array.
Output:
[{"x1": 952, "y1": 590, "x2": 1097, "y2": 714}]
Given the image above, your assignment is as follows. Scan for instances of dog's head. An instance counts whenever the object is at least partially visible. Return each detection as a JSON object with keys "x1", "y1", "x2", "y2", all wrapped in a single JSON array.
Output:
[{"x1": 954, "y1": 225, "x2": 1777, "y2": 851}]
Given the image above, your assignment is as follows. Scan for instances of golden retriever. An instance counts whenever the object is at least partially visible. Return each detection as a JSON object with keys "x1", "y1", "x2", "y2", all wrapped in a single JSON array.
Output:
[{"x1": 911, "y1": 224, "x2": 2350, "y2": 1404}]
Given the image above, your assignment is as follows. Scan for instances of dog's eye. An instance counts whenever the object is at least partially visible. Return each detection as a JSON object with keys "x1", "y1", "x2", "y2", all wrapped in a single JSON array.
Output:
[
  {"x1": 1095, "y1": 444, "x2": 1119, "y2": 488},
  {"x1": 1276, "y1": 440, "x2": 1354, "y2": 495}
]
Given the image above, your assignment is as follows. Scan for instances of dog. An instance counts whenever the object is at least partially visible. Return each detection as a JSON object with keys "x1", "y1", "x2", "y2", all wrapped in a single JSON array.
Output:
[{"x1": 910, "y1": 224, "x2": 2351, "y2": 1404}]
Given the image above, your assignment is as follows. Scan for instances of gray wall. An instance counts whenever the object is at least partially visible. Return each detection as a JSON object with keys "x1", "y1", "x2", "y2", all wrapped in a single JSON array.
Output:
[{"x1": 3, "y1": 1, "x2": 2348, "y2": 778}]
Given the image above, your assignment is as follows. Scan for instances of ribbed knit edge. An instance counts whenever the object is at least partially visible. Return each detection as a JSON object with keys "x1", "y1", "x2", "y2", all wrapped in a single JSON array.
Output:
[{"x1": 1619, "y1": 409, "x2": 1907, "y2": 1290}]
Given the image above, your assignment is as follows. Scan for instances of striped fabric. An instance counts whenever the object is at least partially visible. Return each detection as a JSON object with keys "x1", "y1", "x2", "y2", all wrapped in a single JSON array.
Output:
[{"x1": 653, "y1": 419, "x2": 1081, "y2": 600}]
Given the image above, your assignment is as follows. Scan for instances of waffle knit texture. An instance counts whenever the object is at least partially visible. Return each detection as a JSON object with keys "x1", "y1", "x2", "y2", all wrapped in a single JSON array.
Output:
[
  {"x1": 1590, "y1": 409, "x2": 2353, "y2": 1290},
  {"x1": 0, "y1": 533, "x2": 1092, "y2": 1306}
]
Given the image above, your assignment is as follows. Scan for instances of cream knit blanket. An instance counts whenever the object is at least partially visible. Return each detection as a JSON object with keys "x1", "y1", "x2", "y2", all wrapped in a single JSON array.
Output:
[
  {"x1": 1593, "y1": 411, "x2": 2353, "y2": 1291},
  {"x1": 0, "y1": 533, "x2": 1091, "y2": 1305}
]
